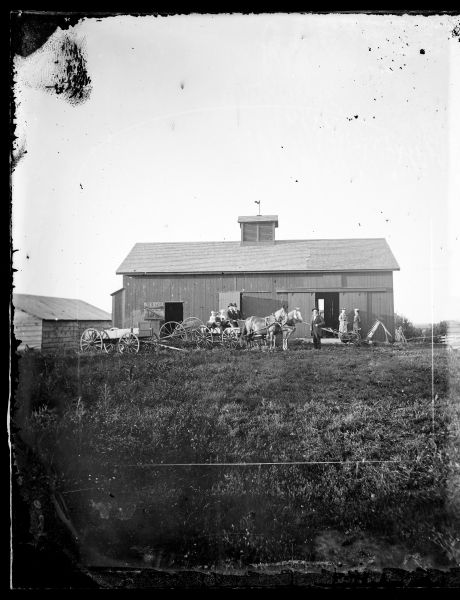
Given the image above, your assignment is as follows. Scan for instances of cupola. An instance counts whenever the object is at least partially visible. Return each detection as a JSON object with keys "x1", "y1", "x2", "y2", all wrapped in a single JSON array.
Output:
[{"x1": 238, "y1": 215, "x2": 278, "y2": 245}]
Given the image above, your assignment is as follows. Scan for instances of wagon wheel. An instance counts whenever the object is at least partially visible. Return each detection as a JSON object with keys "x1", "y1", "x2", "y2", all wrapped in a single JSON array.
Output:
[
  {"x1": 101, "y1": 330, "x2": 116, "y2": 354},
  {"x1": 339, "y1": 332, "x2": 350, "y2": 344},
  {"x1": 80, "y1": 328, "x2": 103, "y2": 353},
  {"x1": 199, "y1": 326, "x2": 215, "y2": 348},
  {"x1": 182, "y1": 317, "x2": 205, "y2": 340},
  {"x1": 172, "y1": 323, "x2": 188, "y2": 342},
  {"x1": 350, "y1": 332, "x2": 362, "y2": 347},
  {"x1": 118, "y1": 331, "x2": 140, "y2": 354},
  {"x1": 159, "y1": 321, "x2": 181, "y2": 340},
  {"x1": 222, "y1": 327, "x2": 239, "y2": 349}
]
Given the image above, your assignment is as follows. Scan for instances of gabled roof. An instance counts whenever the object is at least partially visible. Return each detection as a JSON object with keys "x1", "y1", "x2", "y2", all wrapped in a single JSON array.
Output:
[
  {"x1": 116, "y1": 238, "x2": 400, "y2": 274},
  {"x1": 13, "y1": 294, "x2": 111, "y2": 321}
]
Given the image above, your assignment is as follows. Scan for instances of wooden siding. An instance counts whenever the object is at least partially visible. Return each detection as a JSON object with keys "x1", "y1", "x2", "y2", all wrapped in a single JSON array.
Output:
[
  {"x1": 339, "y1": 288, "x2": 395, "y2": 342},
  {"x1": 121, "y1": 271, "x2": 395, "y2": 334},
  {"x1": 14, "y1": 309, "x2": 42, "y2": 350},
  {"x1": 112, "y1": 289, "x2": 125, "y2": 328},
  {"x1": 41, "y1": 320, "x2": 112, "y2": 354}
]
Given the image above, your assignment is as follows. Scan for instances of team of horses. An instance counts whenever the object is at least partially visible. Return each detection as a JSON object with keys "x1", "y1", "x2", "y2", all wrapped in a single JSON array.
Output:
[{"x1": 240, "y1": 306, "x2": 304, "y2": 351}]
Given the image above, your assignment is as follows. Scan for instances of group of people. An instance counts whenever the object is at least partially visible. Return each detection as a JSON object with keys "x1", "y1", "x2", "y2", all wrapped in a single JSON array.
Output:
[
  {"x1": 206, "y1": 303, "x2": 241, "y2": 331},
  {"x1": 310, "y1": 307, "x2": 362, "y2": 349}
]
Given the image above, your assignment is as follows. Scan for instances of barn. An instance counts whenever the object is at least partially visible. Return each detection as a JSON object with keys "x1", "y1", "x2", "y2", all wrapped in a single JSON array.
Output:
[
  {"x1": 13, "y1": 294, "x2": 112, "y2": 353},
  {"x1": 112, "y1": 215, "x2": 400, "y2": 341}
]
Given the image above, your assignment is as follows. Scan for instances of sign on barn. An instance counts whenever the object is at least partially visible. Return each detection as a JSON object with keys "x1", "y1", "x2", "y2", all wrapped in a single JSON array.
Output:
[{"x1": 144, "y1": 302, "x2": 165, "y2": 320}]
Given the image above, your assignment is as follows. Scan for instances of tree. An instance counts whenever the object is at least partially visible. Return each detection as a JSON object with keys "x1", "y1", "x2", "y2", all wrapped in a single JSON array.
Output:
[
  {"x1": 394, "y1": 313, "x2": 423, "y2": 340},
  {"x1": 422, "y1": 321, "x2": 448, "y2": 339}
]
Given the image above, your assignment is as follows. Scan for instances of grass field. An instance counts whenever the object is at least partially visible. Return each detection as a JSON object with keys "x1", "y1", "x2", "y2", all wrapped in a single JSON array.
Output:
[{"x1": 12, "y1": 343, "x2": 460, "y2": 572}]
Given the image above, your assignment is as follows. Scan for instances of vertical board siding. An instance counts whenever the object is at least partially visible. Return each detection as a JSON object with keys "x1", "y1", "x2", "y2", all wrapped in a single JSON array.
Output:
[
  {"x1": 339, "y1": 292, "x2": 368, "y2": 336},
  {"x1": 122, "y1": 271, "x2": 395, "y2": 333},
  {"x1": 14, "y1": 309, "x2": 42, "y2": 350},
  {"x1": 112, "y1": 289, "x2": 125, "y2": 328},
  {"x1": 287, "y1": 292, "x2": 315, "y2": 338}
]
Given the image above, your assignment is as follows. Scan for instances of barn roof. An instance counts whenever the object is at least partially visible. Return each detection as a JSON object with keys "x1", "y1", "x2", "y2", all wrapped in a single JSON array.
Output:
[
  {"x1": 13, "y1": 294, "x2": 112, "y2": 321},
  {"x1": 116, "y1": 238, "x2": 400, "y2": 274}
]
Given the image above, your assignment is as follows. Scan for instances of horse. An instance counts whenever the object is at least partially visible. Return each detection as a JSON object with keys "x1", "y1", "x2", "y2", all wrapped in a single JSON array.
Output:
[
  {"x1": 240, "y1": 306, "x2": 288, "y2": 349},
  {"x1": 267, "y1": 308, "x2": 304, "y2": 350}
]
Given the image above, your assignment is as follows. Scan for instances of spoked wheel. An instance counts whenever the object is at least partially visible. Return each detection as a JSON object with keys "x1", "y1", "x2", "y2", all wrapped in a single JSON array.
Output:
[
  {"x1": 222, "y1": 327, "x2": 239, "y2": 349},
  {"x1": 187, "y1": 326, "x2": 205, "y2": 348},
  {"x1": 181, "y1": 317, "x2": 205, "y2": 340},
  {"x1": 159, "y1": 321, "x2": 182, "y2": 340},
  {"x1": 198, "y1": 326, "x2": 214, "y2": 348},
  {"x1": 101, "y1": 330, "x2": 116, "y2": 354},
  {"x1": 351, "y1": 333, "x2": 362, "y2": 347},
  {"x1": 118, "y1": 331, "x2": 140, "y2": 354},
  {"x1": 339, "y1": 333, "x2": 349, "y2": 344},
  {"x1": 80, "y1": 328, "x2": 103, "y2": 353}
]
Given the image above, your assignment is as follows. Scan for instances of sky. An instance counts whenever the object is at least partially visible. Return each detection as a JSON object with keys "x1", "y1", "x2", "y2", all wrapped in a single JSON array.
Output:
[{"x1": 12, "y1": 12, "x2": 460, "y2": 323}]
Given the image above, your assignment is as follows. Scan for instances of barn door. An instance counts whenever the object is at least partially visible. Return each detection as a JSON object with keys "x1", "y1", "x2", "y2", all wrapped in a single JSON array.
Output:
[
  {"x1": 287, "y1": 292, "x2": 314, "y2": 338},
  {"x1": 241, "y1": 294, "x2": 283, "y2": 319},
  {"x1": 218, "y1": 291, "x2": 242, "y2": 312}
]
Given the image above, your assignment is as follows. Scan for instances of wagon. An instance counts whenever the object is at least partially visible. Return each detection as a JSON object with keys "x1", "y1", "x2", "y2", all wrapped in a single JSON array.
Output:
[{"x1": 80, "y1": 326, "x2": 159, "y2": 354}]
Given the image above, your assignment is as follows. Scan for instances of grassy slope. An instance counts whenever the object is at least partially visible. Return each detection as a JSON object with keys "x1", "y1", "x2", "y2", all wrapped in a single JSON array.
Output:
[{"x1": 13, "y1": 344, "x2": 460, "y2": 570}]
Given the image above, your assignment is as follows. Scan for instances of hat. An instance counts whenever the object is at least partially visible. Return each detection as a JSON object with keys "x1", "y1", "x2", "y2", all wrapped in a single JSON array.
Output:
[
  {"x1": 312, "y1": 307, "x2": 318, "y2": 312},
  {"x1": 354, "y1": 308, "x2": 360, "y2": 311},
  {"x1": 341, "y1": 307, "x2": 347, "y2": 311}
]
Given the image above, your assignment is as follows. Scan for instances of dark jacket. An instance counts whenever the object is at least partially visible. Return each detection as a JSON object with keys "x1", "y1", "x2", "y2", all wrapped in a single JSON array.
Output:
[{"x1": 311, "y1": 314, "x2": 326, "y2": 337}]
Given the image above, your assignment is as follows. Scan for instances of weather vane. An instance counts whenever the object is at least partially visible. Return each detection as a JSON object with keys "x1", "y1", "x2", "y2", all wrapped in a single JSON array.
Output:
[{"x1": 254, "y1": 200, "x2": 261, "y2": 215}]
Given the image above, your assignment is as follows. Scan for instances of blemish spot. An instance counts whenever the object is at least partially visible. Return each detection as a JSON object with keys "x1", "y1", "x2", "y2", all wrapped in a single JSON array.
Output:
[
  {"x1": 79, "y1": 183, "x2": 83, "y2": 189},
  {"x1": 420, "y1": 49, "x2": 425, "y2": 54},
  {"x1": 354, "y1": 115, "x2": 358, "y2": 119},
  {"x1": 180, "y1": 81, "x2": 184, "y2": 89}
]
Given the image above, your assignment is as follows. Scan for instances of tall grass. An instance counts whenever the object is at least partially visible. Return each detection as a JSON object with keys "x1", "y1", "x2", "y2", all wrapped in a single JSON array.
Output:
[{"x1": 12, "y1": 345, "x2": 459, "y2": 569}]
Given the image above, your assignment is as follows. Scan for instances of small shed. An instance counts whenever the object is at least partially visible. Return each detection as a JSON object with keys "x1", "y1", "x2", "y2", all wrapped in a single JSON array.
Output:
[{"x1": 13, "y1": 294, "x2": 112, "y2": 354}]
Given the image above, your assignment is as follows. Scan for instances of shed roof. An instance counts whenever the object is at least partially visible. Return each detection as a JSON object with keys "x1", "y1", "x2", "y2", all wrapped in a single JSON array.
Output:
[
  {"x1": 116, "y1": 238, "x2": 400, "y2": 274},
  {"x1": 13, "y1": 294, "x2": 112, "y2": 321}
]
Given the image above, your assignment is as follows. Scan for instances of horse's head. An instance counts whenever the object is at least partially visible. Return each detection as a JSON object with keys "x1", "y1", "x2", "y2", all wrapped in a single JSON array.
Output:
[
  {"x1": 290, "y1": 307, "x2": 303, "y2": 323},
  {"x1": 274, "y1": 306, "x2": 288, "y2": 324}
]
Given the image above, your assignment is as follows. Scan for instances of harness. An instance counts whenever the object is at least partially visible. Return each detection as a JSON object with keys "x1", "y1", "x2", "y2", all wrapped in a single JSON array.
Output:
[{"x1": 245, "y1": 311, "x2": 286, "y2": 340}]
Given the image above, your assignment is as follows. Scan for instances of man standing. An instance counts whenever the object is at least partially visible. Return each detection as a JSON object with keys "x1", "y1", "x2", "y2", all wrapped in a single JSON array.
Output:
[{"x1": 311, "y1": 308, "x2": 325, "y2": 349}]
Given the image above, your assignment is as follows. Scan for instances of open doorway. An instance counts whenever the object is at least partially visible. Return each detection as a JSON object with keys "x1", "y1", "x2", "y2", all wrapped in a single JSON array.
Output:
[
  {"x1": 165, "y1": 302, "x2": 183, "y2": 323},
  {"x1": 315, "y1": 292, "x2": 339, "y2": 335}
]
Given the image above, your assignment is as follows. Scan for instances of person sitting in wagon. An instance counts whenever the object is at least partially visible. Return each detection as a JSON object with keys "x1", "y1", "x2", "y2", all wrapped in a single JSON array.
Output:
[
  {"x1": 218, "y1": 308, "x2": 230, "y2": 329},
  {"x1": 227, "y1": 303, "x2": 240, "y2": 326},
  {"x1": 207, "y1": 311, "x2": 219, "y2": 330}
]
